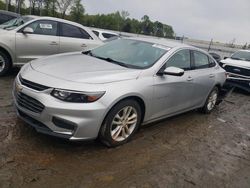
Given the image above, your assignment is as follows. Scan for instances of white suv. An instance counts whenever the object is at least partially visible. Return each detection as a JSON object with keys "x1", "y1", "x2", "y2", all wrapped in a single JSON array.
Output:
[{"x1": 0, "y1": 17, "x2": 103, "y2": 76}]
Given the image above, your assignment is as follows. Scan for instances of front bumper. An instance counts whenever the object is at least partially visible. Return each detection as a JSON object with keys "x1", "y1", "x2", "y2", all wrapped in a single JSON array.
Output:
[
  {"x1": 13, "y1": 78, "x2": 108, "y2": 140},
  {"x1": 226, "y1": 76, "x2": 250, "y2": 92}
]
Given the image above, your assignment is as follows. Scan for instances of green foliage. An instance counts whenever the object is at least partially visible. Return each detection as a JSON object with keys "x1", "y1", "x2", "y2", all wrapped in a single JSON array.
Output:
[
  {"x1": 70, "y1": 0, "x2": 84, "y2": 23},
  {"x1": 0, "y1": 0, "x2": 175, "y2": 38}
]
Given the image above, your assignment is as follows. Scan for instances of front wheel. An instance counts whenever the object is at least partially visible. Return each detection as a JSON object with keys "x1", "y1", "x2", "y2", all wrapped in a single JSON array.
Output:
[
  {"x1": 201, "y1": 87, "x2": 219, "y2": 114},
  {"x1": 0, "y1": 51, "x2": 11, "y2": 77},
  {"x1": 99, "y1": 99, "x2": 142, "y2": 147}
]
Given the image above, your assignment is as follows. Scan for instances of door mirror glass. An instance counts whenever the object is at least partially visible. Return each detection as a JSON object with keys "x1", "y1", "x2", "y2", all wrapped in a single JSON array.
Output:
[
  {"x1": 163, "y1": 66, "x2": 184, "y2": 76},
  {"x1": 23, "y1": 27, "x2": 34, "y2": 34}
]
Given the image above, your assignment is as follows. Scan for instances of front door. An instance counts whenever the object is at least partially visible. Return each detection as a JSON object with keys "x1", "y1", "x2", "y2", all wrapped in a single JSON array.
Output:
[
  {"x1": 15, "y1": 20, "x2": 59, "y2": 63},
  {"x1": 152, "y1": 49, "x2": 196, "y2": 119}
]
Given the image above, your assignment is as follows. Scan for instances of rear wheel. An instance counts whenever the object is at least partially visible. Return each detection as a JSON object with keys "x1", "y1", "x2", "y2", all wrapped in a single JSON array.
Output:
[
  {"x1": 201, "y1": 87, "x2": 219, "y2": 113},
  {"x1": 99, "y1": 99, "x2": 142, "y2": 147},
  {"x1": 0, "y1": 51, "x2": 12, "y2": 77}
]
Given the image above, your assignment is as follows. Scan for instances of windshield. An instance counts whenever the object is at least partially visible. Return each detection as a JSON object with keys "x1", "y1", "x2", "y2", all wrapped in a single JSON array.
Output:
[
  {"x1": 1, "y1": 16, "x2": 34, "y2": 30},
  {"x1": 231, "y1": 51, "x2": 250, "y2": 61},
  {"x1": 89, "y1": 39, "x2": 168, "y2": 69}
]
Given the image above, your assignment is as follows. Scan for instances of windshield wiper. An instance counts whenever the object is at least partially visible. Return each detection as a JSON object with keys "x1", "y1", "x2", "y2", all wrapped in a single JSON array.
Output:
[
  {"x1": 82, "y1": 51, "x2": 129, "y2": 68},
  {"x1": 231, "y1": 57, "x2": 245, "y2": 61}
]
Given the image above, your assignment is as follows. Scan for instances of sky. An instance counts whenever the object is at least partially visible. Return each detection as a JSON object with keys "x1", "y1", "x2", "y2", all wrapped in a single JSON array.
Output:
[{"x1": 82, "y1": 0, "x2": 250, "y2": 44}]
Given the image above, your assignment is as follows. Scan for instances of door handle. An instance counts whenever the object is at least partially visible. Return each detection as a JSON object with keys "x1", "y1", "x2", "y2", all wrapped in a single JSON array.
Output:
[
  {"x1": 50, "y1": 41, "x2": 58, "y2": 45},
  {"x1": 187, "y1": 76, "x2": 193, "y2": 81},
  {"x1": 209, "y1": 74, "x2": 215, "y2": 78},
  {"x1": 81, "y1": 44, "x2": 87, "y2": 47}
]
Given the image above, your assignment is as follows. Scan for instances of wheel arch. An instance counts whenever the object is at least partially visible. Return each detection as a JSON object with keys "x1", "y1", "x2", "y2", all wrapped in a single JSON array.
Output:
[
  {"x1": 0, "y1": 45, "x2": 13, "y2": 65},
  {"x1": 100, "y1": 95, "x2": 146, "y2": 132}
]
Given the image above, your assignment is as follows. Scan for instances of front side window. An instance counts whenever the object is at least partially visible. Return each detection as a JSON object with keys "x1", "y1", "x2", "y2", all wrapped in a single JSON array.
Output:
[
  {"x1": 90, "y1": 39, "x2": 168, "y2": 69},
  {"x1": 166, "y1": 49, "x2": 191, "y2": 70},
  {"x1": 60, "y1": 23, "x2": 92, "y2": 39},
  {"x1": 24, "y1": 20, "x2": 58, "y2": 36},
  {"x1": 193, "y1": 51, "x2": 209, "y2": 69}
]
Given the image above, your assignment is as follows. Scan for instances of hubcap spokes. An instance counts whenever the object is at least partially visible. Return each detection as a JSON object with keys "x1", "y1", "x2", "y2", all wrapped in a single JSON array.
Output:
[
  {"x1": 207, "y1": 91, "x2": 218, "y2": 111},
  {"x1": 111, "y1": 106, "x2": 138, "y2": 142},
  {"x1": 0, "y1": 56, "x2": 5, "y2": 72}
]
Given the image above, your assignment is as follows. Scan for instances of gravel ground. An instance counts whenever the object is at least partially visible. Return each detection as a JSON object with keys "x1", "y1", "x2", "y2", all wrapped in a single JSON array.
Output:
[{"x1": 0, "y1": 69, "x2": 250, "y2": 188}]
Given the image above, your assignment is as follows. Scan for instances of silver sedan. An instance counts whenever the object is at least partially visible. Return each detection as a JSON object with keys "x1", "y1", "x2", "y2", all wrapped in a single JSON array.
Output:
[
  {"x1": 13, "y1": 38, "x2": 226, "y2": 147},
  {"x1": 0, "y1": 16, "x2": 103, "y2": 76}
]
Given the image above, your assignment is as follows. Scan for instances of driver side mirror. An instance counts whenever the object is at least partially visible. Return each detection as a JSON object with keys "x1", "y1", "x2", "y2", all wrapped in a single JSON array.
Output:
[
  {"x1": 22, "y1": 27, "x2": 34, "y2": 34},
  {"x1": 158, "y1": 66, "x2": 184, "y2": 76}
]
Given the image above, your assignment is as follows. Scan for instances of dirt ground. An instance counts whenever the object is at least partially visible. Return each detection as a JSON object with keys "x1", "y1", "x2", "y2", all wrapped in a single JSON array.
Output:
[{"x1": 0, "y1": 69, "x2": 250, "y2": 188}]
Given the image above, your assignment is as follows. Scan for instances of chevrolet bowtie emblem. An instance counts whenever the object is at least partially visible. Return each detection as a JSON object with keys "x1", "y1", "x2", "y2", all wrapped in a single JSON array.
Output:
[{"x1": 16, "y1": 83, "x2": 23, "y2": 93}]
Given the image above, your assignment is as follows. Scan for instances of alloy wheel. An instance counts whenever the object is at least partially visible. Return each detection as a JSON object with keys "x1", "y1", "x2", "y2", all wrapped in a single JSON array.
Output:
[
  {"x1": 207, "y1": 90, "x2": 218, "y2": 111},
  {"x1": 110, "y1": 106, "x2": 138, "y2": 142},
  {"x1": 0, "y1": 55, "x2": 5, "y2": 72}
]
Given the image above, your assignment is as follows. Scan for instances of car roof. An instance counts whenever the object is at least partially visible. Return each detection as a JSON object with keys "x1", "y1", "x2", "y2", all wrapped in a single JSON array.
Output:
[
  {"x1": 128, "y1": 36, "x2": 190, "y2": 48},
  {"x1": 0, "y1": 10, "x2": 20, "y2": 17}
]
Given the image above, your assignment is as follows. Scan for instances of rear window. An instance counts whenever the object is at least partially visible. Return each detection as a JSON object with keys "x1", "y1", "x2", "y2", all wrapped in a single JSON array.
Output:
[{"x1": 102, "y1": 32, "x2": 117, "y2": 39}]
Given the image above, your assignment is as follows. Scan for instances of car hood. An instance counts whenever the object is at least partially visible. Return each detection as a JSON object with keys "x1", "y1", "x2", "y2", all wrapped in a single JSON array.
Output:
[
  {"x1": 30, "y1": 52, "x2": 142, "y2": 84},
  {"x1": 221, "y1": 58, "x2": 250, "y2": 68}
]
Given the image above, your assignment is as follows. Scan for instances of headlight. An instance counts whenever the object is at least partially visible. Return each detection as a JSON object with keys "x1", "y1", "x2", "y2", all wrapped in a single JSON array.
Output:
[{"x1": 51, "y1": 89, "x2": 105, "y2": 103}]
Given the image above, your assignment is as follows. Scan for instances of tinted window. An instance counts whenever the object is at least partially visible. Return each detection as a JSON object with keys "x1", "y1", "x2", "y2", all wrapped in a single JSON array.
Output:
[
  {"x1": 194, "y1": 51, "x2": 209, "y2": 69},
  {"x1": 209, "y1": 57, "x2": 216, "y2": 67},
  {"x1": 61, "y1": 23, "x2": 92, "y2": 39},
  {"x1": 92, "y1": 30, "x2": 99, "y2": 36},
  {"x1": 25, "y1": 20, "x2": 58, "y2": 36},
  {"x1": 0, "y1": 14, "x2": 14, "y2": 24},
  {"x1": 167, "y1": 50, "x2": 191, "y2": 70},
  {"x1": 102, "y1": 32, "x2": 117, "y2": 39}
]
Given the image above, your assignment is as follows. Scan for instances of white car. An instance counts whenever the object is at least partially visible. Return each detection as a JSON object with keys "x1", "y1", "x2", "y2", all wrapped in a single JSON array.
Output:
[
  {"x1": 92, "y1": 29, "x2": 119, "y2": 41},
  {"x1": 0, "y1": 17, "x2": 103, "y2": 76},
  {"x1": 220, "y1": 50, "x2": 250, "y2": 92}
]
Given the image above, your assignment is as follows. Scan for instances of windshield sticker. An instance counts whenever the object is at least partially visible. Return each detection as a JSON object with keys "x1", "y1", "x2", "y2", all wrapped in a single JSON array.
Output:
[
  {"x1": 39, "y1": 24, "x2": 53, "y2": 29},
  {"x1": 152, "y1": 44, "x2": 171, "y2": 51}
]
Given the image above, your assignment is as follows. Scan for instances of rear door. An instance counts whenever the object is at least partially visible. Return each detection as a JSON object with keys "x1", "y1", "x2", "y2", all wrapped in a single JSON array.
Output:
[
  {"x1": 15, "y1": 20, "x2": 59, "y2": 63},
  {"x1": 59, "y1": 23, "x2": 101, "y2": 53},
  {"x1": 190, "y1": 50, "x2": 217, "y2": 106}
]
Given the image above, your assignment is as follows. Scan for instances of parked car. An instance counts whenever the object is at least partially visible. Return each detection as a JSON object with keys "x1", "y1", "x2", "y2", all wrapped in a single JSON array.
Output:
[
  {"x1": 0, "y1": 17, "x2": 103, "y2": 76},
  {"x1": 92, "y1": 29, "x2": 119, "y2": 41},
  {"x1": 220, "y1": 50, "x2": 250, "y2": 92},
  {"x1": 0, "y1": 15, "x2": 38, "y2": 29},
  {"x1": 209, "y1": 52, "x2": 221, "y2": 63},
  {"x1": 0, "y1": 10, "x2": 20, "y2": 24},
  {"x1": 13, "y1": 38, "x2": 226, "y2": 147}
]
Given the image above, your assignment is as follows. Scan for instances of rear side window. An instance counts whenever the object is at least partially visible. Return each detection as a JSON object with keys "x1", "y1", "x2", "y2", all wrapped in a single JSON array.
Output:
[
  {"x1": 193, "y1": 51, "x2": 209, "y2": 69},
  {"x1": 23, "y1": 20, "x2": 58, "y2": 36},
  {"x1": 166, "y1": 49, "x2": 191, "y2": 70},
  {"x1": 60, "y1": 23, "x2": 92, "y2": 39}
]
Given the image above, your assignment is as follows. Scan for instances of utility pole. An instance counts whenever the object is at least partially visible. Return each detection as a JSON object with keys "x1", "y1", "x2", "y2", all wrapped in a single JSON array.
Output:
[{"x1": 208, "y1": 38, "x2": 213, "y2": 52}]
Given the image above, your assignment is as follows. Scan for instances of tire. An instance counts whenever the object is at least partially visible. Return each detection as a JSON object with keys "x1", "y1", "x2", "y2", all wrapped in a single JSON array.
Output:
[
  {"x1": 201, "y1": 87, "x2": 219, "y2": 114},
  {"x1": 0, "y1": 50, "x2": 12, "y2": 77},
  {"x1": 99, "y1": 99, "x2": 142, "y2": 147}
]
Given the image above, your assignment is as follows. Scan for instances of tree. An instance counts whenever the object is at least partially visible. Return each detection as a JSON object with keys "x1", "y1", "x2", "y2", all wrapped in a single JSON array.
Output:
[
  {"x1": 70, "y1": 0, "x2": 84, "y2": 23},
  {"x1": 57, "y1": 0, "x2": 73, "y2": 18}
]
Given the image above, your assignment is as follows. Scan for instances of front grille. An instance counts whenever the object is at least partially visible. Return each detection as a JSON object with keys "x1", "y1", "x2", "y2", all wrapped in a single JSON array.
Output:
[
  {"x1": 18, "y1": 110, "x2": 50, "y2": 130},
  {"x1": 16, "y1": 92, "x2": 45, "y2": 113},
  {"x1": 224, "y1": 65, "x2": 250, "y2": 77},
  {"x1": 19, "y1": 76, "x2": 50, "y2": 91}
]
